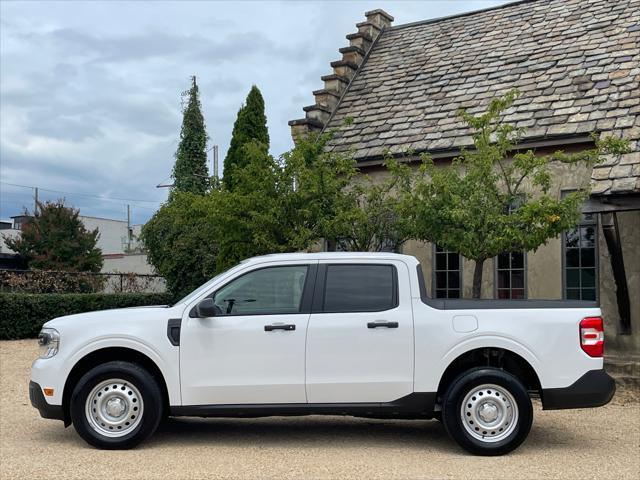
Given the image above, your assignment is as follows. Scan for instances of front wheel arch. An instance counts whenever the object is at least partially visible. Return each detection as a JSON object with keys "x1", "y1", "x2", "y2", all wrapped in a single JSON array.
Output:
[{"x1": 63, "y1": 347, "x2": 169, "y2": 427}]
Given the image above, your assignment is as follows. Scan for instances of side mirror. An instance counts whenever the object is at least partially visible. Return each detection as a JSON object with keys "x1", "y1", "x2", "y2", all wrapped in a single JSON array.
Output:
[{"x1": 195, "y1": 298, "x2": 219, "y2": 318}]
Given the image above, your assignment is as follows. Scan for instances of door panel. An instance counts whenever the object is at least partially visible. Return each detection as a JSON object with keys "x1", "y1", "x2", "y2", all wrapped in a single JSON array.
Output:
[
  {"x1": 181, "y1": 313, "x2": 309, "y2": 405},
  {"x1": 305, "y1": 261, "x2": 415, "y2": 403},
  {"x1": 180, "y1": 262, "x2": 315, "y2": 406}
]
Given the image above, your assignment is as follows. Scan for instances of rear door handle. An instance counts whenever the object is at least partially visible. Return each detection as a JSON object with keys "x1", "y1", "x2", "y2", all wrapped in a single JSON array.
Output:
[
  {"x1": 367, "y1": 321, "x2": 399, "y2": 329},
  {"x1": 264, "y1": 324, "x2": 296, "y2": 332}
]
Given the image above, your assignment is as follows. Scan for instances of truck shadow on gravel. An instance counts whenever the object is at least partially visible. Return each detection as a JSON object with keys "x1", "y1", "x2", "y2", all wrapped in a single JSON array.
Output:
[
  {"x1": 149, "y1": 417, "x2": 457, "y2": 452},
  {"x1": 141, "y1": 415, "x2": 592, "y2": 453},
  {"x1": 34, "y1": 414, "x2": 594, "y2": 453}
]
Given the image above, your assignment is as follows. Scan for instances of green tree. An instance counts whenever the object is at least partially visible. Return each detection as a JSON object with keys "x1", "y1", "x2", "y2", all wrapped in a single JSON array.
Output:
[
  {"x1": 325, "y1": 170, "x2": 413, "y2": 252},
  {"x1": 395, "y1": 90, "x2": 629, "y2": 298},
  {"x1": 223, "y1": 85, "x2": 270, "y2": 190},
  {"x1": 4, "y1": 201, "x2": 103, "y2": 272},
  {"x1": 140, "y1": 192, "x2": 219, "y2": 298},
  {"x1": 279, "y1": 130, "x2": 357, "y2": 252},
  {"x1": 142, "y1": 130, "x2": 356, "y2": 293},
  {"x1": 171, "y1": 76, "x2": 209, "y2": 197},
  {"x1": 215, "y1": 133, "x2": 355, "y2": 270}
]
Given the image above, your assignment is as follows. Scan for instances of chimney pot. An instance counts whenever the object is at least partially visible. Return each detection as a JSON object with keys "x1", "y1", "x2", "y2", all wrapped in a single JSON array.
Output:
[{"x1": 364, "y1": 9, "x2": 394, "y2": 28}]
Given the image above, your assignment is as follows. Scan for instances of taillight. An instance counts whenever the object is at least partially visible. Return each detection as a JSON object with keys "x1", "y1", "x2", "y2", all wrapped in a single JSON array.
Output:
[{"x1": 580, "y1": 317, "x2": 604, "y2": 357}]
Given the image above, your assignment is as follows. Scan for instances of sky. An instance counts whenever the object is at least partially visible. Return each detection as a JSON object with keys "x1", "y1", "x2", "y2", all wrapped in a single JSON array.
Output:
[{"x1": 0, "y1": 0, "x2": 511, "y2": 225}]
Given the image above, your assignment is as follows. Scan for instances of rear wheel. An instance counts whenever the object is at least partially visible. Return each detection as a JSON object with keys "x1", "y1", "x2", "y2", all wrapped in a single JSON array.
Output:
[
  {"x1": 441, "y1": 368, "x2": 532, "y2": 455},
  {"x1": 70, "y1": 361, "x2": 162, "y2": 449}
]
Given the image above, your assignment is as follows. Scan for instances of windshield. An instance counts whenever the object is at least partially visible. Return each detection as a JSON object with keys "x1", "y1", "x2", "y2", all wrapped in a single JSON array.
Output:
[{"x1": 172, "y1": 261, "x2": 249, "y2": 306}]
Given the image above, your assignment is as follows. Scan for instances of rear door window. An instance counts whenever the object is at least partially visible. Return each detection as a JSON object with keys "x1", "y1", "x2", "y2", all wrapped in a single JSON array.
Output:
[{"x1": 323, "y1": 264, "x2": 397, "y2": 313}]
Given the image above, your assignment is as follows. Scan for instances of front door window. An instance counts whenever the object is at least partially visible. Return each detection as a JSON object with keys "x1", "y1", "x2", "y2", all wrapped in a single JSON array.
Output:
[{"x1": 213, "y1": 265, "x2": 309, "y2": 315}]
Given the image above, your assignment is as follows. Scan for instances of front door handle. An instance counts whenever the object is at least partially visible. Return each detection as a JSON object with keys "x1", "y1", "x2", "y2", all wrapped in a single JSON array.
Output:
[
  {"x1": 264, "y1": 324, "x2": 296, "y2": 332},
  {"x1": 367, "y1": 321, "x2": 399, "y2": 329}
]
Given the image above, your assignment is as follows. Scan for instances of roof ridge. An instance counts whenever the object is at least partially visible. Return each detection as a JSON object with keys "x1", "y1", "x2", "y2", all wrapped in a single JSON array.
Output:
[
  {"x1": 388, "y1": 0, "x2": 540, "y2": 31},
  {"x1": 320, "y1": 26, "x2": 387, "y2": 135},
  {"x1": 288, "y1": 10, "x2": 393, "y2": 141}
]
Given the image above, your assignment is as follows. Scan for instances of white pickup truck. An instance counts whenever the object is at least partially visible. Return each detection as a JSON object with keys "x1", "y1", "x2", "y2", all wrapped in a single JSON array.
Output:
[{"x1": 30, "y1": 252, "x2": 615, "y2": 455}]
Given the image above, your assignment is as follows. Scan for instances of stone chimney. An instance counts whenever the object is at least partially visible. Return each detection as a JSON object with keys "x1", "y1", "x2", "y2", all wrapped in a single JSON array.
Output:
[{"x1": 288, "y1": 9, "x2": 393, "y2": 142}]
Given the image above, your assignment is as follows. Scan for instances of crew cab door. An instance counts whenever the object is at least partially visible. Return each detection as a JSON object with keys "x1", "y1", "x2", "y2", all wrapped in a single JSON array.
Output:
[
  {"x1": 180, "y1": 262, "x2": 316, "y2": 405},
  {"x1": 305, "y1": 260, "x2": 414, "y2": 403}
]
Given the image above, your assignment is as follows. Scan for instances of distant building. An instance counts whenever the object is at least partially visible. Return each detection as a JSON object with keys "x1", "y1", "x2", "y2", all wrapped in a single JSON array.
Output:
[
  {"x1": 78, "y1": 215, "x2": 143, "y2": 255},
  {"x1": 77, "y1": 215, "x2": 155, "y2": 275},
  {"x1": 1, "y1": 214, "x2": 156, "y2": 274},
  {"x1": 0, "y1": 220, "x2": 25, "y2": 269}
]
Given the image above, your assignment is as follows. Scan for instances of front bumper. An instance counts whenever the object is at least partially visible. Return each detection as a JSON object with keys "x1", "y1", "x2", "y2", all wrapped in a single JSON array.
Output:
[
  {"x1": 541, "y1": 369, "x2": 616, "y2": 410},
  {"x1": 29, "y1": 381, "x2": 65, "y2": 422}
]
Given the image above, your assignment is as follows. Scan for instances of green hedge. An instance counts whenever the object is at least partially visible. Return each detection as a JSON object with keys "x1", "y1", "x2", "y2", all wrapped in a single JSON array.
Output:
[{"x1": 0, "y1": 292, "x2": 174, "y2": 340}]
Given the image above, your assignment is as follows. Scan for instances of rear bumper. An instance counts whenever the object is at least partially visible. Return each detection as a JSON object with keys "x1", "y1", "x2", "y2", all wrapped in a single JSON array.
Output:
[
  {"x1": 29, "y1": 381, "x2": 65, "y2": 422},
  {"x1": 542, "y1": 369, "x2": 616, "y2": 410}
]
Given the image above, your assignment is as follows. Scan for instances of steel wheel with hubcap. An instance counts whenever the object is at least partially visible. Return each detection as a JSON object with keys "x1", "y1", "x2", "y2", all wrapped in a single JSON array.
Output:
[
  {"x1": 85, "y1": 379, "x2": 144, "y2": 437},
  {"x1": 70, "y1": 361, "x2": 163, "y2": 449},
  {"x1": 460, "y1": 383, "x2": 518, "y2": 442},
  {"x1": 442, "y1": 368, "x2": 533, "y2": 456}
]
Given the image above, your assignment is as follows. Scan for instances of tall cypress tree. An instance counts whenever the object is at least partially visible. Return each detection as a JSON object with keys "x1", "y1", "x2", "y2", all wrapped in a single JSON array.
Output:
[
  {"x1": 171, "y1": 76, "x2": 209, "y2": 197},
  {"x1": 223, "y1": 85, "x2": 270, "y2": 190}
]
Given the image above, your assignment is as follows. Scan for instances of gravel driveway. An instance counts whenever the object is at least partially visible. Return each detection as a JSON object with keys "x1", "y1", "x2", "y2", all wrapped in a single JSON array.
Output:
[{"x1": 1, "y1": 339, "x2": 639, "y2": 480}]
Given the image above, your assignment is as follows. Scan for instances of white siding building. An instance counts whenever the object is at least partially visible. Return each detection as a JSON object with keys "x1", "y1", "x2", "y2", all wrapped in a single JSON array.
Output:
[{"x1": 2, "y1": 214, "x2": 156, "y2": 275}]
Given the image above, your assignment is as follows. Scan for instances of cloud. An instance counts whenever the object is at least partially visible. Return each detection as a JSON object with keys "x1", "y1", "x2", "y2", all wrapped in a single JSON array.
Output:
[
  {"x1": 15, "y1": 26, "x2": 309, "y2": 65},
  {"x1": 1, "y1": 0, "x2": 511, "y2": 224}
]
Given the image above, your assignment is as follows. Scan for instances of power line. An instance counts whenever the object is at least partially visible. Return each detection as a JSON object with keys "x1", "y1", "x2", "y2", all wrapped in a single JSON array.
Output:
[
  {"x1": 0, "y1": 195, "x2": 160, "y2": 213},
  {"x1": 0, "y1": 181, "x2": 163, "y2": 204},
  {"x1": 0, "y1": 195, "x2": 159, "y2": 212},
  {"x1": 0, "y1": 182, "x2": 162, "y2": 225}
]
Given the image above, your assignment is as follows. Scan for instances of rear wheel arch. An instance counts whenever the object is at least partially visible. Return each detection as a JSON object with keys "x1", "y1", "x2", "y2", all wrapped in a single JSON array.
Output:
[
  {"x1": 436, "y1": 347, "x2": 541, "y2": 400},
  {"x1": 62, "y1": 347, "x2": 169, "y2": 426}
]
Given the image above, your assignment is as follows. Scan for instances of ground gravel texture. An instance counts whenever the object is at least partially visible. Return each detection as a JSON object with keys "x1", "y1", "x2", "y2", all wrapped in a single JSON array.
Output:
[{"x1": 1, "y1": 339, "x2": 639, "y2": 480}]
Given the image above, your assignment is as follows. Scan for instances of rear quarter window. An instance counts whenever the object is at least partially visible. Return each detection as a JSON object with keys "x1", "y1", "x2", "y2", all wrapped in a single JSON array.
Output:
[{"x1": 323, "y1": 264, "x2": 398, "y2": 313}]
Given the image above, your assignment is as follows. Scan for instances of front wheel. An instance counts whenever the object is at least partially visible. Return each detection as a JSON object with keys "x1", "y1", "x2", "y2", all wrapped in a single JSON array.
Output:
[
  {"x1": 441, "y1": 368, "x2": 533, "y2": 455},
  {"x1": 70, "y1": 361, "x2": 163, "y2": 449}
]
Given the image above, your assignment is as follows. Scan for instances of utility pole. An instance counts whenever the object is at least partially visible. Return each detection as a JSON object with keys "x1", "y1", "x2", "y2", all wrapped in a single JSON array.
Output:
[
  {"x1": 34, "y1": 187, "x2": 39, "y2": 215},
  {"x1": 126, "y1": 204, "x2": 132, "y2": 252},
  {"x1": 212, "y1": 145, "x2": 219, "y2": 179}
]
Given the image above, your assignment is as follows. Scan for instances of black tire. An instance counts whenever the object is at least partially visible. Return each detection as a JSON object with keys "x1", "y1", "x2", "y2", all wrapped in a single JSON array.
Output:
[
  {"x1": 441, "y1": 367, "x2": 533, "y2": 456},
  {"x1": 70, "y1": 361, "x2": 163, "y2": 449}
]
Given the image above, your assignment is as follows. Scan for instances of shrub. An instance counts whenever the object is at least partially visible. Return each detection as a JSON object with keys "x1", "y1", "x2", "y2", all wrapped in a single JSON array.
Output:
[
  {"x1": 0, "y1": 269, "x2": 106, "y2": 294},
  {"x1": 0, "y1": 292, "x2": 174, "y2": 340},
  {"x1": 0, "y1": 269, "x2": 166, "y2": 294}
]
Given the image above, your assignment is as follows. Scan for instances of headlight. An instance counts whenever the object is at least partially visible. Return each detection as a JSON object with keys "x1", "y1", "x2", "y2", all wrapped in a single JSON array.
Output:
[{"x1": 37, "y1": 328, "x2": 60, "y2": 359}]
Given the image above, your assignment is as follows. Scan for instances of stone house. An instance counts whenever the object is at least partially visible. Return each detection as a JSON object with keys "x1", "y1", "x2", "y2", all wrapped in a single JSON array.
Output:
[{"x1": 289, "y1": 0, "x2": 639, "y2": 351}]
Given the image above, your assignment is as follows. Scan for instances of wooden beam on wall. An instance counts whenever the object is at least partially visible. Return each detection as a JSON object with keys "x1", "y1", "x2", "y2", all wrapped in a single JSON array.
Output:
[{"x1": 601, "y1": 212, "x2": 632, "y2": 335}]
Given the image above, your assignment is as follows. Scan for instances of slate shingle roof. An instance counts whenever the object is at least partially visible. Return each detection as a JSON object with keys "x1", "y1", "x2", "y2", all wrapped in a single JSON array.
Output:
[{"x1": 320, "y1": 0, "x2": 640, "y2": 195}]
